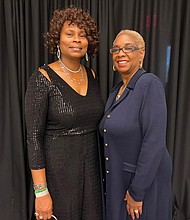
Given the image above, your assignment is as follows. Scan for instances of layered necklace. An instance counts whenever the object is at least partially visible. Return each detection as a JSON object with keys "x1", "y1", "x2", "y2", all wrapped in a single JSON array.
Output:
[
  {"x1": 116, "y1": 84, "x2": 127, "y2": 101},
  {"x1": 59, "y1": 58, "x2": 84, "y2": 85}
]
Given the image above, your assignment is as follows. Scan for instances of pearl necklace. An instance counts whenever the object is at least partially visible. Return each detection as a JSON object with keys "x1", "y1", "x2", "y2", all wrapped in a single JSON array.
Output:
[
  {"x1": 59, "y1": 58, "x2": 82, "y2": 73},
  {"x1": 59, "y1": 60, "x2": 84, "y2": 85},
  {"x1": 116, "y1": 84, "x2": 127, "y2": 101}
]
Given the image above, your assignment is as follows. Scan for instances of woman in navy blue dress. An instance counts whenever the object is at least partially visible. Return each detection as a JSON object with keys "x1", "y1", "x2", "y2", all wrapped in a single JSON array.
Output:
[{"x1": 99, "y1": 30, "x2": 172, "y2": 220}]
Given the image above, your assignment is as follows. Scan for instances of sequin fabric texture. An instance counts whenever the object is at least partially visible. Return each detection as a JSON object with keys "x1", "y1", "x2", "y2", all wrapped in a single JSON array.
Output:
[{"x1": 25, "y1": 65, "x2": 104, "y2": 220}]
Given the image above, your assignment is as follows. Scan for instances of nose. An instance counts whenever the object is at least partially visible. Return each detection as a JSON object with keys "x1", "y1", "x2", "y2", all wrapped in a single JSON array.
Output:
[
  {"x1": 117, "y1": 50, "x2": 126, "y2": 57},
  {"x1": 73, "y1": 34, "x2": 81, "y2": 43},
  {"x1": 118, "y1": 48, "x2": 126, "y2": 54}
]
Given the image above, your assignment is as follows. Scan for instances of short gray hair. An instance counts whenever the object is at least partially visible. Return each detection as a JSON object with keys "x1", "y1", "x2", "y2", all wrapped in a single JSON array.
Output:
[{"x1": 114, "y1": 30, "x2": 145, "y2": 49}]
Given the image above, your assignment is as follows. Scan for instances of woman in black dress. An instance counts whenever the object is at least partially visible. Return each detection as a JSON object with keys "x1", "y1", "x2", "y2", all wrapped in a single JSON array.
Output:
[{"x1": 25, "y1": 6, "x2": 104, "y2": 220}]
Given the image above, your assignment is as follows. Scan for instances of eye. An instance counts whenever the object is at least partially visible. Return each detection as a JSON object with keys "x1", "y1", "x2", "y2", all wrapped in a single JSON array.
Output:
[
  {"x1": 80, "y1": 33, "x2": 86, "y2": 38},
  {"x1": 123, "y1": 45, "x2": 134, "y2": 52},
  {"x1": 110, "y1": 47, "x2": 120, "y2": 54},
  {"x1": 125, "y1": 46, "x2": 133, "y2": 50},
  {"x1": 66, "y1": 33, "x2": 72, "y2": 37},
  {"x1": 113, "y1": 48, "x2": 119, "y2": 52}
]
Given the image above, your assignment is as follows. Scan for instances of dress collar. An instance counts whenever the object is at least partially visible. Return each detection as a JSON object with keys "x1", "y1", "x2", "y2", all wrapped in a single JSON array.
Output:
[{"x1": 110, "y1": 68, "x2": 146, "y2": 93}]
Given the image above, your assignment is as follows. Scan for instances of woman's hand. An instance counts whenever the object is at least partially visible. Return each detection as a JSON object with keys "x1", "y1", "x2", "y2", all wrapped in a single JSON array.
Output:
[
  {"x1": 124, "y1": 191, "x2": 143, "y2": 220},
  {"x1": 35, "y1": 193, "x2": 53, "y2": 220}
]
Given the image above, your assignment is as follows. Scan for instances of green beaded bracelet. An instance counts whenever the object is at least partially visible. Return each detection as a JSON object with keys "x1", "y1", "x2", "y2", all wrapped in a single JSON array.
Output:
[
  {"x1": 34, "y1": 187, "x2": 48, "y2": 194},
  {"x1": 35, "y1": 188, "x2": 49, "y2": 197}
]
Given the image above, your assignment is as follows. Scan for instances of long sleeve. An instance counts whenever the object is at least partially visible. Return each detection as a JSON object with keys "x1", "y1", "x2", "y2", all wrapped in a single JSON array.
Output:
[
  {"x1": 25, "y1": 71, "x2": 50, "y2": 169},
  {"x1": 128, "y1": 78, "x2": 167, "y2": 201}
]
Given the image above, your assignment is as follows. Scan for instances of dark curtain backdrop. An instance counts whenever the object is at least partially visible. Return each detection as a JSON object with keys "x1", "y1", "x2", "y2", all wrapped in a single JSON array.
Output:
[{"x1": 1, "y1": 0, "x2": 190, "y2": 219}]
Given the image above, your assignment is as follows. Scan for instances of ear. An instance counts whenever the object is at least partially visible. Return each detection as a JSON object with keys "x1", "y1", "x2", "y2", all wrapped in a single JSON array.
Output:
[{"x1": 139, "y1": 49, "x2": 145, "y2": 60}]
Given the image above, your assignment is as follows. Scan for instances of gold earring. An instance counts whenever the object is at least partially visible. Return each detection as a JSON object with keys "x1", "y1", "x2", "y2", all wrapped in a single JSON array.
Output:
[
  {"x1": 139, "y1": 60, "x2": 143, "y2": 69},
  {"x1": 113, "y1": 65, "x2": 116, "y2": 71}
]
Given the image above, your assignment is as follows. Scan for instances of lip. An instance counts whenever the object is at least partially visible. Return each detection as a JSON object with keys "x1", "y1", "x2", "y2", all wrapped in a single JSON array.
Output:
[
  {"x1": 117, "y1": 60, "x2": 129, "y2": 66},
  {"x1": 69, "y1": 46, "x2": 82, "y2": 51}
]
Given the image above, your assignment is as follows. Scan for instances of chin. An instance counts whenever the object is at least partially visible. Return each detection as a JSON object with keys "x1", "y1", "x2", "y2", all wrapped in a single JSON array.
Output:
[
  {"x1": 117, "y1": 67, "x2": 128, "y2": 73},
  {"x1": 70, "y1": 55, "x2": 83, "y2": 60}
]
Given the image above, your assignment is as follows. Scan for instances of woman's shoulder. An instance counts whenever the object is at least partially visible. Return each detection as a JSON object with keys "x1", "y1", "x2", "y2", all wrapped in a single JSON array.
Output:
[
  {"x1": 141, "y1": 72, "x2": 160, "y2": 81},
  {"x1": 136, "y1": 72, "x2": 165, "y2": 97},
  {"x1": 84, "y1": 66, "x2": 97, "y2": 79},
  {"x1": 138, "y1": 72, "x2": 163, "y2": 87},
  {"x1": 27, "y1": 66, "x2": 51, "y2": 86}
]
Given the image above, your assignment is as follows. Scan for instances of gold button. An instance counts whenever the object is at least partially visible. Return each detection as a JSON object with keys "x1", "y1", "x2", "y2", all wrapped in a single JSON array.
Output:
[
  {"x1": 105, "y1": 143, "x2": 108, "y2": 147},
  {"x1": 106, "y1": 170, "x2": 110, "y2": 174},
  {"x1": 104, "y1": 128, "x2": 107, "y2": 133},
  {"x1": 107, "y1": 114, "x2": 111, "y2": 118},
  {"x1": 105, "y1": 157, "x2": 109, "y2": 161}
]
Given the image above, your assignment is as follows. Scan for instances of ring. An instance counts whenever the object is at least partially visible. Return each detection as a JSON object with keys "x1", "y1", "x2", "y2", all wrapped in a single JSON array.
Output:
[
  {"x1": 39, "y1": 216, "x2": 43, "y2": 219},
  {"x1": 134, "y1": 210, "x2": 139, "y2": 214},
  {"x1": 51, "y1": 215, "x2": 58, "y2": 220},
  {"x1": 34, "y1": 212, "x2": 39, "y2": 216}
]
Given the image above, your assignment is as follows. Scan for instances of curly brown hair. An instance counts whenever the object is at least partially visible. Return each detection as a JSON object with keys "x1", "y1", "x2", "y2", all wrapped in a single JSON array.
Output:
[{"x1": 45, "y1": 5, "x2": 99, "y2": 56}]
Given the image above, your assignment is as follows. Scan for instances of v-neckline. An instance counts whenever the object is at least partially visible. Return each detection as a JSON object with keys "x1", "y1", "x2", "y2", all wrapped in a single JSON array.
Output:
[{"x1": 47, "y1": 65, "x2": 89, "y2": 97}]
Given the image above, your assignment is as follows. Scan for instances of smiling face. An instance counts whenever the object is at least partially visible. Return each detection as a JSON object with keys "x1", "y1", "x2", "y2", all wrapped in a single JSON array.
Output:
[
  {"x1": 59, "y1": 21, "x2": 88, "y2": 61},
  {"x1": 112, "y1": 33, "x2": 145, "y2": 76}
]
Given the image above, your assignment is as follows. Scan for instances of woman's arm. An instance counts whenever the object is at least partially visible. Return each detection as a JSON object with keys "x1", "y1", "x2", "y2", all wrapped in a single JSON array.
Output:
[
  {"x1": 25, "y1": 70, "x2": 53, "y2": 219},
  {"x1": 32, "y1": 169, "x2": 52, "y2": 220},
  {"x1": 128, "y1": 77, "x2": 167, "y2": 201}
]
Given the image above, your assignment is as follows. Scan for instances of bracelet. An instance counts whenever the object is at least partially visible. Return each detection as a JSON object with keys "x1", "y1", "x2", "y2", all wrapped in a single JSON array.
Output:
[
  {"x1": 35, "y1": 188, "x2": 49, "y2": 197},
  {"x1": 33, "y1": 183, "x2": 47, "y2": 190},
  {"x1": 34, "y1": 187, "x2": 48, "y2": 194}
]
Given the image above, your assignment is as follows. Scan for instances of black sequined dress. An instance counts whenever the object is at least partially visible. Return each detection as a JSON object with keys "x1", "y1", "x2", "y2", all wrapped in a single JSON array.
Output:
[{"x1": 25, "y1": 65, "x2": 104, "y2": 220}]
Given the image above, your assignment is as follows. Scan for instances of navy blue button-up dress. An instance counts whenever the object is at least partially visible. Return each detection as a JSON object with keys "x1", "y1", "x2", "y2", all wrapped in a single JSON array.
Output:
[{"x1": 99, "y1": 68, "x2": 172, "y2": 220}]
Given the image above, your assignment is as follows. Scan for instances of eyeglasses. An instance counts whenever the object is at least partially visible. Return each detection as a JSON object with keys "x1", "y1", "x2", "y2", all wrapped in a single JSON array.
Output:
[{"x1": 110, "y1": 44, "x2": 143, "y2": 54}]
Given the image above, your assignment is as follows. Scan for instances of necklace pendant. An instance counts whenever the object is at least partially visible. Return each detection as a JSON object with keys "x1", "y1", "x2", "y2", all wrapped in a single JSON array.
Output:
[
  {"x1": 59, "y1": 59, "x2": 84, "y2": 85},
  {"x1": 116, "y1": 94, "x2": 121, "y2": 101},
  {"x1": 116, "y1": 84, "x2": 127, "y2": 101}
]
